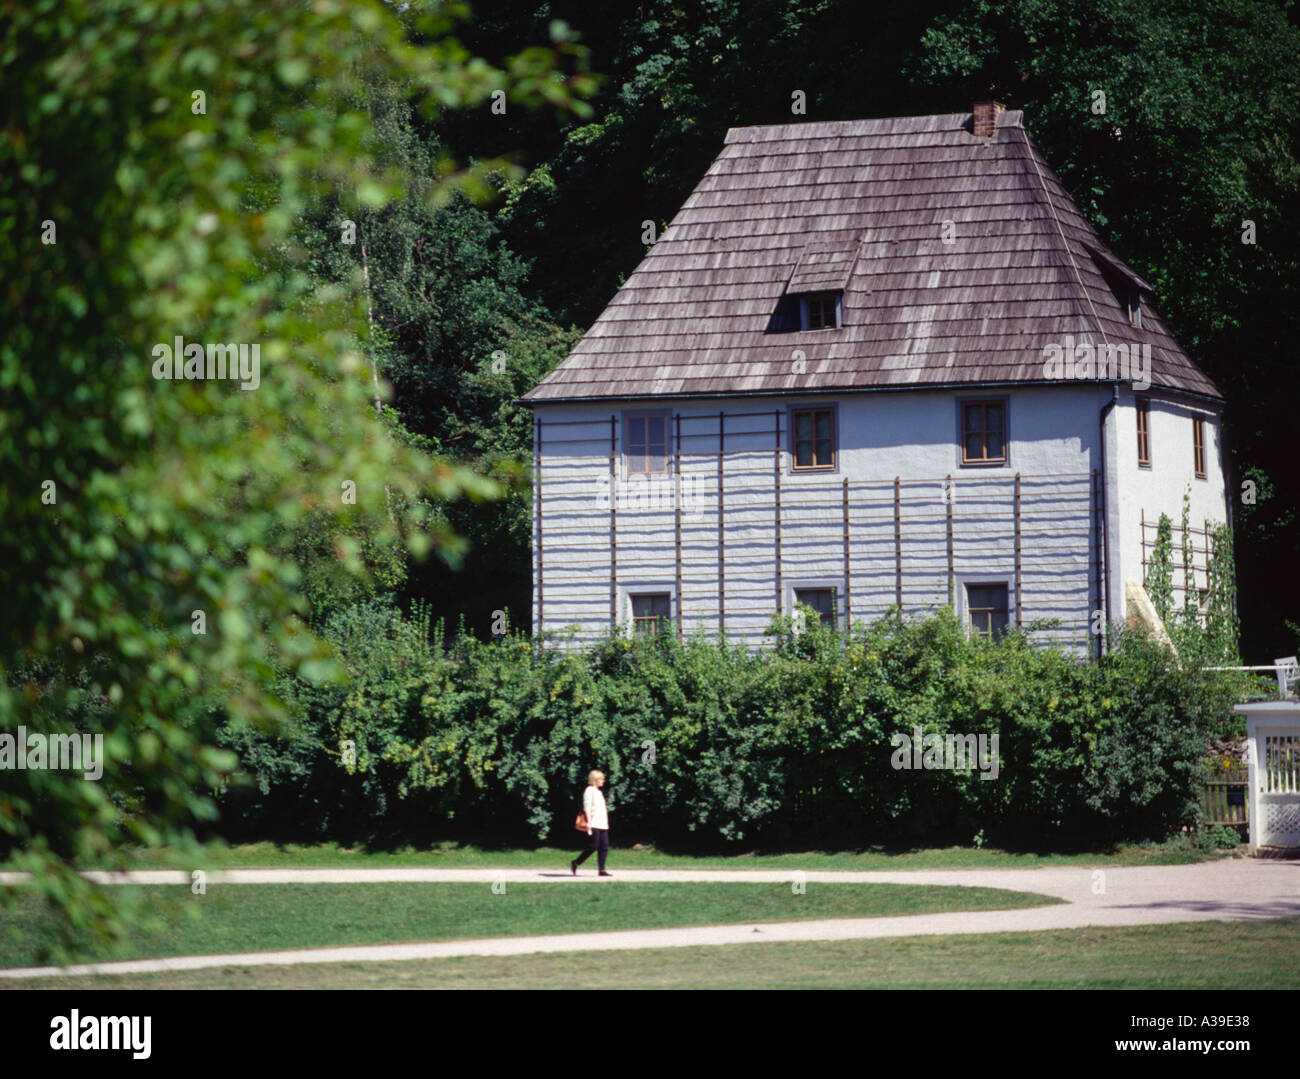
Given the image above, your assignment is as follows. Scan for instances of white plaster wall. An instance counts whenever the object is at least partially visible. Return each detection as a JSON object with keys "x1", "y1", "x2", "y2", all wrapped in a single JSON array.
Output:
[
  {"x1": 1111, "y1": 388, "x2": 1228, "y2": 608},
  {"x1": 533, "y1": 385, "x2": 1123, "y2": 651}
]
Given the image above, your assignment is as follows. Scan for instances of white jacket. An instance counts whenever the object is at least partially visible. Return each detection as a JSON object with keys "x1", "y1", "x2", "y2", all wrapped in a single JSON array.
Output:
[{"x1": 583, "y1": 785, "x2": 609, "y2": 830}]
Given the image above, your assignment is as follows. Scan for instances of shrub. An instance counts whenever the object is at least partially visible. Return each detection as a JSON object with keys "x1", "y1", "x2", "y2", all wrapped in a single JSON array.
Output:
[
  {"x1": 217, "y1": 606, "x2": 1230, "y2": 848},
  {"x1": 1197, "y1": 824, "x2": 1242, "y2": 851}
]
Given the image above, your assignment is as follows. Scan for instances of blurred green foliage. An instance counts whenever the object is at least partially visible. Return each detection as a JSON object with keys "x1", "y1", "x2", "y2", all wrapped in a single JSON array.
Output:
[{"x1": 0, "y1": 0, "x2": 591, "y2": 961}]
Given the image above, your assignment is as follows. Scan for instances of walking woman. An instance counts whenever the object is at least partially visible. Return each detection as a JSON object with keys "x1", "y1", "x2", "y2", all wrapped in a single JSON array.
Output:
[{"x1": 571, "y1": 770, "x2": 612, "y2": 876}]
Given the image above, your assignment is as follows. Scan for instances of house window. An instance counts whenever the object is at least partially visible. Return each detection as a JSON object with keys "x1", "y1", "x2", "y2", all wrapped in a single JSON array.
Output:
[
  {"x1": 1128, "y1": 293, "x2": 1142, "y2": 329},
  {"x1": 631, "y1": 593, "x2": 671, "y2": 636},
  {"x1": 1136, "y1": 398, "x2": 1151, "y2": 468},
  {"x1": 1193, "y1": 417, "x2": 1206, "y2": 479},
  {"x1": 626, "y1": 413, "x2": 669, "y2": 475},
  {"x1": 800, "y1": 293, "x2": 840, "y2": 330},
  {"x1": 960, "y1": 401, "x2": 1006, "y2": 464},
  {"x1": 792, "y1": 407, "x2": 835, "y2": 469},
  {"x1": 794, "y1": 588, "x2": 836, "y2": 629},
  {"x1": 966, "y1": 583, "x2": 1009, "y2": 641}
]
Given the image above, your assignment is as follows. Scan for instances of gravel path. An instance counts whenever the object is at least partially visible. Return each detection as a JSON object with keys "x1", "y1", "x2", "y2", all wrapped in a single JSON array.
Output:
[{"x1": 3, "y1": 858, "x2": 1296, "y2": 979}]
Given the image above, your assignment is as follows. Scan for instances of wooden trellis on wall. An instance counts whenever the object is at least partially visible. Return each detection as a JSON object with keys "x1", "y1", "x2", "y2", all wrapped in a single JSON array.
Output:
[{"x1": 534, "y1": 410, "x2": 1100, "y2": 651}]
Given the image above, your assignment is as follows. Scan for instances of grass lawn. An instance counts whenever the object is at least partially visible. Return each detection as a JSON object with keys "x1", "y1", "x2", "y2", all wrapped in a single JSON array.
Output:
[
  {"x1": 0, "y1": 881, "x2": 1059, "y2": 968},
  {"x1": 55, "y1": 837, "x2": 1225, "y2": 872},
  {"x1": 4, "y1": 918, "x2": 1295, "y2": 989}
]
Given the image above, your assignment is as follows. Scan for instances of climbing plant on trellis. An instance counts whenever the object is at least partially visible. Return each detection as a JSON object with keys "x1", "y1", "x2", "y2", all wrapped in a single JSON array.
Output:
[{"x1": 1144, "y1": 490, "x2": 1239, "y2": 664}]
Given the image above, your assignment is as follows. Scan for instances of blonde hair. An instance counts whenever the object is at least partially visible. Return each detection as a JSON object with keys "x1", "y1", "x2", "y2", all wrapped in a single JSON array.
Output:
[{"x1": 588, "y1": 770, "x2": 605, "y2": 784}]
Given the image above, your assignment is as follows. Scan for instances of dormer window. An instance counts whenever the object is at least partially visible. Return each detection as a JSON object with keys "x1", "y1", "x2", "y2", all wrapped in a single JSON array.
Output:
[
  {"x1": 778, "y1": 241, "x2": 855, "y2": 334},
  {"x1": 1127, "y1": 293, "x2": 1142, "y2": 329},
  {"x1": 800, "y1": 292, "x2": 841, "y2": 330},
  {"x1": 1086, "y1": 243, "x2": 1153, "y2": 333}
]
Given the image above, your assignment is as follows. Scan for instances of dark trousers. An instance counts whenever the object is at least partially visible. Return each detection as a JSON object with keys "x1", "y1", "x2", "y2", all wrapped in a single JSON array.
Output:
[{"x1": 574, "y1": 828, "x2": 609, "y2": 871}]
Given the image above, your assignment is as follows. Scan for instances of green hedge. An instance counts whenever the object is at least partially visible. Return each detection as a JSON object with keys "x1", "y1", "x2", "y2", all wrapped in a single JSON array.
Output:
[{"x1": 216, "y1": 600, "x2": 1241, "y2": 848}]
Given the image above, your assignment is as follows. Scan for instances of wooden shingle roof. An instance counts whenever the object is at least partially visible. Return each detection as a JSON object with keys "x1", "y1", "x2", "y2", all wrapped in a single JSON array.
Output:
[
  {"x1": 523, "y1": 110, "x2": 1222, "y2": 403},
  {"x1": 786, "y1": 240, "x2": 858, "y2": 294}
]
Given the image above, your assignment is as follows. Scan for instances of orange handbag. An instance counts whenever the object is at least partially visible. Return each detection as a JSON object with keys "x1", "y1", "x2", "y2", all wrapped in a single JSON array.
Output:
[{"x1": 574, "y1": 811, "x2": 589, "y2": 831}]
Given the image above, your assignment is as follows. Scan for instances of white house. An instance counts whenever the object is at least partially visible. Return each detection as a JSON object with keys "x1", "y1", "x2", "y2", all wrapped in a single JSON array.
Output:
[{"x1": 522, "y1": 103, "x2": 1229, "y2": 653}]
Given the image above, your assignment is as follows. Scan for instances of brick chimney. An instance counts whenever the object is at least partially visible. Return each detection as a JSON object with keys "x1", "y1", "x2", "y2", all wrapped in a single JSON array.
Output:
[{"x1": 973, "y1": 101, "x2": 1005, "y2": 138}]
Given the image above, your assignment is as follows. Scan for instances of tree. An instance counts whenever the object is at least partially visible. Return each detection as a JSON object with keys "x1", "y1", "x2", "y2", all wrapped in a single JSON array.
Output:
[
  {"x1": 292, "y1": 63, "x2": 586, "y2": 635},
  {"x1": 0, "y1": 0, "x2": 591, "y2": 960}
]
